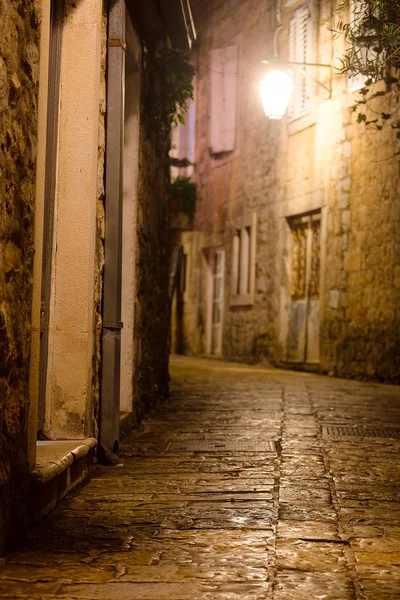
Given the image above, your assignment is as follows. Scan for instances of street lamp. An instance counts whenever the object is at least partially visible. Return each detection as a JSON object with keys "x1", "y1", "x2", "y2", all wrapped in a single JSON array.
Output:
[
  {"x1": 259, "y1": 70, "x2": 294, "y2": 120},
  {"x1": 259, "y1": 60, "x2": 332, "y2": 120}
]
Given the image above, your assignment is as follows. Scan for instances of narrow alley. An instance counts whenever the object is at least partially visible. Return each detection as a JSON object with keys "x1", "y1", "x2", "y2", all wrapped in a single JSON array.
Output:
[{"x1": 1, "y1": 356, "x2": 400, "y2": 599}]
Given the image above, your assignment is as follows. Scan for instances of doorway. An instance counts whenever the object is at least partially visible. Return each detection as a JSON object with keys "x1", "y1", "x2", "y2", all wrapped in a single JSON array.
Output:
[
  {"x1": 207, "y1": 248, "x2": 225, "y2": 355},
  {"x1": 287, "y1": 212, "x2": 321, "y2": 363}
]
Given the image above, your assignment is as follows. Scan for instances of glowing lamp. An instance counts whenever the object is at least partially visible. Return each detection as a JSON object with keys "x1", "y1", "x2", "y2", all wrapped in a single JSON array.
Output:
[{"x1": 259, "y1": 70, "x2": 294, "y2": 120}]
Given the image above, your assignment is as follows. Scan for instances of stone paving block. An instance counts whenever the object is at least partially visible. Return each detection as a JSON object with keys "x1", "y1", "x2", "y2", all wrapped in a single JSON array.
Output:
[
  {"x1": 273, "y1": 571, "x2": 355, "y2": 600},
  {"x1": 340, "y1": 525, "x2": 384, "y2": 539},
  {"x1": 277, "y1": 521, "x2": 340, "y2": 540},
  {"x1": 0, "y1": 563, "x2": 116, "y2": 584},
  {"x1": 117, "y1": 564, "x2": 269, "y2": 583},
  {"x1": 280, "y1": 477, "x2": 331, "y2": 488},
  {"x1": 339, "y1": 507, "x2": 400, "y2": 527},
  {"x1": 279, "y1": 487, "x2": 332, "y2": 504},
  {"x1": 278, "y1": 504, "x2": 338, "y2": 523},
  {"x1": 355, "y1": 562, "x2": 400, "y2": 574},
  {"x1": 0, "y1": 580, "x2": 61, "y2": 596},
  {"x1": 354, "y1": 552, "x2": 400, "y2": 564},
  {"x1": 336, "y1": 487, "x2": 400, "y2": 502},
  {"x1": 350, "y1": 537, "x2": 400, "y2": 553},
  {"x1": 275, "y1": 539, "x2": 349, "y2": 572},
  {"x1": 56, "y1": 581, "x2": 271, "y2": 599}
]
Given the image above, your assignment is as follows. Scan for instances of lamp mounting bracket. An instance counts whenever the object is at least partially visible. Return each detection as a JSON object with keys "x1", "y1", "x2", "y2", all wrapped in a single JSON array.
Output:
[{"x1": 262, "y1": 59, "x2": 332, "y2": 97}]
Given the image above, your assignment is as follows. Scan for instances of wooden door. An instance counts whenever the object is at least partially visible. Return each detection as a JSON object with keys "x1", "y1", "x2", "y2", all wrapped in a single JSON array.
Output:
[{"x1": 287, "y1": 213, "x2": 321, "y2": 363}]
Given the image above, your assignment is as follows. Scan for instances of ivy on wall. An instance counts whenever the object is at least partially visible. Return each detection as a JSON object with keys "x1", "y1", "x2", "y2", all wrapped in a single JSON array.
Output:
[{"x1": 148, "y1": 47, "x2": 195, "y2": 128}]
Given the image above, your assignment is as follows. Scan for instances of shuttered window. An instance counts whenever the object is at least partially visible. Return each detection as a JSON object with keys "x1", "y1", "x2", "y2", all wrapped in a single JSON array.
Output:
[
  {"x1": 210, "y1": 44, "x2": 238, "y2": 153},
  {"x1": 288, "y1": 4, "x2": 313, "y2": 120},
  {"x1": 230, "y1": 214, "x2": 257, "y2": 307},
  {"x1": 348, "y1": 0, "x2": 378, "y2": 92}
]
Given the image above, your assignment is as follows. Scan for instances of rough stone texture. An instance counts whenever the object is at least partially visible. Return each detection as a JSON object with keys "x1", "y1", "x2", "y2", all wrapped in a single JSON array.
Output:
[
  {"x1": 133, "y1": 45, "x2": 171, "y2": 423},
  {"x1": 0, "y1": 0, "x2": 39, "y2": 549},
  {"x1": 1, "y1": 355, "x2": 399, "y2": 598},
  {"x1": 175, "y1": 0, "x2": 400, "y2": 382}
]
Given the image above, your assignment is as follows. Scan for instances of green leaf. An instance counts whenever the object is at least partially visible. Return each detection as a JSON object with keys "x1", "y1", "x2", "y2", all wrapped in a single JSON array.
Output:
[{"x1": 357, "y1": 113, "x2": 367, "y2": 123}]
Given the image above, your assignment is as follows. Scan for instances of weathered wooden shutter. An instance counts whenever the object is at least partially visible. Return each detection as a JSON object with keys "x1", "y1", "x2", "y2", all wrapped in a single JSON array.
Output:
[
  {"x1": 210, "y1": 44, "x2": 238, "y2": 153},
  {"x1": 289, "y1": 4, "x2": 312, "y2": 119}
]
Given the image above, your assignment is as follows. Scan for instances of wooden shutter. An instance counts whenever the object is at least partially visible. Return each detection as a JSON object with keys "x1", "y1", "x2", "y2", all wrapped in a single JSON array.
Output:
[
  {"x1": 289, "y1": 4, "x2": 312, "y2": 119},
  {"x1": 210, "y1": 44, "x2": 238, "y2": 153}
]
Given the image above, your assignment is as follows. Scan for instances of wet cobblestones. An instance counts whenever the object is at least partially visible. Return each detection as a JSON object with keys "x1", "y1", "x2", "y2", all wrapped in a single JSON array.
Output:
[{"x1": 1, "y1": 356, "x2": 400, "y2": 598}]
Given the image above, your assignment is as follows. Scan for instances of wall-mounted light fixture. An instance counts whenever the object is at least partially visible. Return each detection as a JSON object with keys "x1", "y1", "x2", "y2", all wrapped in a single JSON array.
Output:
[
  {"x1": 259, "y1": 70, "x2": 294, "y2": 120},
  {"x1": 259, "y1": 59, "x2": 332, "y2": 120}
]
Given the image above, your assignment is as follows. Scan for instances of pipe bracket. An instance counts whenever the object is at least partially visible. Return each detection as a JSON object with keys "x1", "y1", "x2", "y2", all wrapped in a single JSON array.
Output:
[{"x1": 103, "y1": 321, "x2": 124, "y2": 330}]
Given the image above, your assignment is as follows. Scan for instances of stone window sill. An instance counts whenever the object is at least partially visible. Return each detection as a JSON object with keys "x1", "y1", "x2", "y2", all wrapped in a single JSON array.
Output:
[{"x1": 230, "y1": 293, "x2": 253, "y2": 307}]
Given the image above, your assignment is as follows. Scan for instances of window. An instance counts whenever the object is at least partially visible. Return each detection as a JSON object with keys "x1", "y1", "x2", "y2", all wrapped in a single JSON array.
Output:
[
  {"x1": 210, "y1": 44, "x2": 238, "y2": 154},
  {"x1": 288, "y1": 3, "x2": 313, "y2": 120},
  {"x1": 170, "y1": 94, "x2": 196, "y2": 179},
  {"x1": 230, "y1": 214, "x2": 256, "y2": 306}
]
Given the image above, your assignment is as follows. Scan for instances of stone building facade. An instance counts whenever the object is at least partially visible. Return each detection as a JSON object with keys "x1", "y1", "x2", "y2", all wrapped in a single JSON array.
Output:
[
  {"x1": 172, "y1": 0, "x2": 400, "y2": 382},
  {"x1": 0, "y1": 0, "x2": 195, "y2": 548},
  {"x1": 0, "y1": 0, "x2": 40, "y2": 550}
]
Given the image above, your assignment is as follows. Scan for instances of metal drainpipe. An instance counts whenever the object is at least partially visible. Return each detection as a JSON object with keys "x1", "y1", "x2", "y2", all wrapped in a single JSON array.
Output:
[{"x1": 100, "y1": 0, "x2": 125, "y2": 462}]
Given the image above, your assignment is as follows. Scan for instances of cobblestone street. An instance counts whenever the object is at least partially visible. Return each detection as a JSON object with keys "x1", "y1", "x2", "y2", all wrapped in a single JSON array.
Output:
[{"x1": 1, "y1": 356, "x2": 400, "y2": 599}]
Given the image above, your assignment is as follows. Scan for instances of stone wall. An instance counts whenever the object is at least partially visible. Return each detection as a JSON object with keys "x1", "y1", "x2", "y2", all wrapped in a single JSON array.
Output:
[
  {"x1": 178, "y1": 0, "x2": 400, "y2": 383},
  {"x1": 0, "y1": 0, "x2": 39, "y2": 547},
  {"x1": 322, "y1": 93, "x2": 400, "y2": 381}
]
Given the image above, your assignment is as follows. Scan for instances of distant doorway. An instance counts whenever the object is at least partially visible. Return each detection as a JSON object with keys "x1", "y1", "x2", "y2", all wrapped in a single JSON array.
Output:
[
  {"x1": 207, "y1": 248, "x2": 225, "y2": 355},
  {"x1": 287, "y1": 212, "x2": 321, "y2": 363}
]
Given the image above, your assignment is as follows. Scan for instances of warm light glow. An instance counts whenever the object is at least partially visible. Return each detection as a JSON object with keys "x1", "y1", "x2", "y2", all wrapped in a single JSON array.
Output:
[{"x1": 259, "y1": 70, "x2": 294, "y2": 120}]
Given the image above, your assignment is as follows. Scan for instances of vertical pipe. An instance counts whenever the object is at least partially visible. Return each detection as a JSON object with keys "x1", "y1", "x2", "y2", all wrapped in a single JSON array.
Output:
[
  {"x1": 38, "y1": 0, "x2": 64, "y2": 434},
  {"x1": 100, "y1": 0, "x2": 125, "y2": 461}
]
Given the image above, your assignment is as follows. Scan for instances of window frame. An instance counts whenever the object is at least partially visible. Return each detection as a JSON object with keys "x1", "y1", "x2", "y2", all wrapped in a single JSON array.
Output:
[{"x1": 230, "y1": 213, "x2": 257, "y2": 307}]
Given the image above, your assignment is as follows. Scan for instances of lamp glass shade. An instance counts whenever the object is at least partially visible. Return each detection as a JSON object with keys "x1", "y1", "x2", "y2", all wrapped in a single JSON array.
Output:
[{"x1": 259, "y1": 70, "x2": 294, "y2": 119}]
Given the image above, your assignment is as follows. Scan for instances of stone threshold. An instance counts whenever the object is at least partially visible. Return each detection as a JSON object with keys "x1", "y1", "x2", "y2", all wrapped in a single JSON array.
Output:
[{"x1": 28, "y1": 438, "x2": 97, "y2": 522}]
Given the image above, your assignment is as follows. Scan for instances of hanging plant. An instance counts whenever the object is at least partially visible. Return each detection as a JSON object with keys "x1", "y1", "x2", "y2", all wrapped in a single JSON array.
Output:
[
  {"x1": 148, "y1": 46, "x2": 195, "y2": 129},
  {"x1": 169, "y1": 176, "x2": 197, "y2": 216}
]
